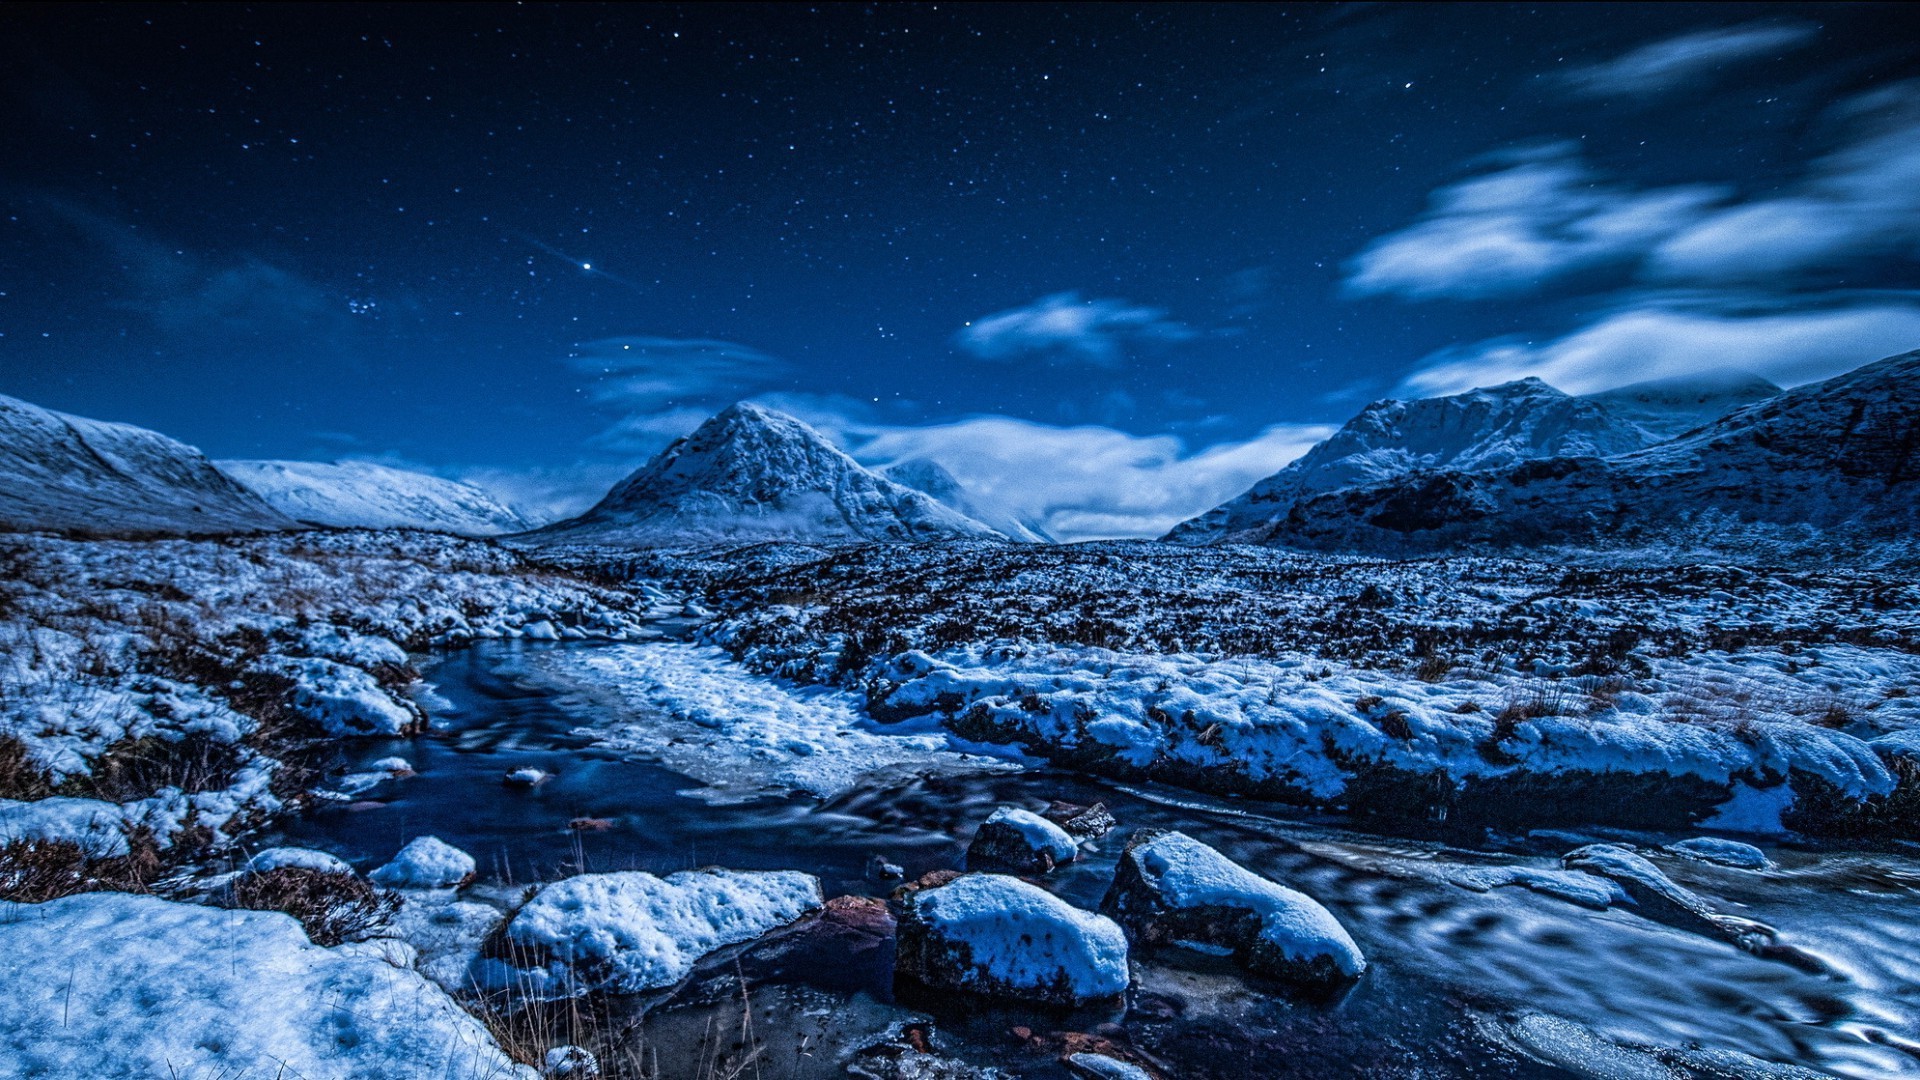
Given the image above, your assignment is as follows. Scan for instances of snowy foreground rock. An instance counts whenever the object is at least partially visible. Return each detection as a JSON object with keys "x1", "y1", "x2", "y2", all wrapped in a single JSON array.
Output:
[
  {"x1": 967, "y1": 805, "x2": 1080, "y2": 873},
  {"x1": 490, "y1": 868, "x2": 823, "y2": 997},
  {"x1": 0, "y1": 892, "x2": 534, "y2": 1079},
  {"x1": 1102, "y1": 831, "x2": 1365, "y2": 988},
  {"x1": 370, "y1": 836, "x2": 477, "y2": 890},
  {"x1": 893, "y1": 872, "x2": 1130, "y2": 1006}
]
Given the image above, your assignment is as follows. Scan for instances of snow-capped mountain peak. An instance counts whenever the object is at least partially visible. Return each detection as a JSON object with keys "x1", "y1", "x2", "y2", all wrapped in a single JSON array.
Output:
[
  {"x1": 1581, "y1": 370, "x2": 1781, "y2": 442},
  {"x1": 217, "y1": 459, "x2": 531, "y2": 536},
  {"x1": 530, "y1": 402, "x2": 1005, "y2": 547},
  {"x1": 0, "y1": 393, "x2": 293, "y2": 536},
  {"x1": 1164, "y1": 376, "x2": 1648, "y2": 544}
]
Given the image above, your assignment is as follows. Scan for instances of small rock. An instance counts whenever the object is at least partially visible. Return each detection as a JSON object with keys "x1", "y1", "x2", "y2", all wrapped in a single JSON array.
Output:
[
  {"x1": 967, "y1": 806, "x2": 1079, "y2": 874},
  {"x1": 1067, "y1": 1053, "x2": 1156, "y2": 1080},
  {"x1": 369, "y1": 756, "x2": 416, "y2": 776},
  {"x1": 567, "y1": 817, "x2": 614, "y2": 832},
  {"x1": 246, "y1": 847, "x2": 354, "y2": 876},
  {"x1": 503, "y1": 767, "x2": 551, "y2": 788},
  {"x1": 894, "y1": 873, "x2": 1130, "y2": 1006},
  {"x1": 1101, "y1": 830, "x2": 1364, "y2": 989},
  {"x1": 543, "y1": 1045, "x2": 599, "y2": 1078},
  {"x1": 1667, "y1": 837, "x2": 1771, "y2": 870},
  {"x1": 1044, "y1": 801, "x2": 1117, "y2": 842},
  {"x1": 369, "y1": 836, "x2": 476, "y2": 890},
  {"x1": 867, "y1": 853, "x2": 906, "y2": 881}
]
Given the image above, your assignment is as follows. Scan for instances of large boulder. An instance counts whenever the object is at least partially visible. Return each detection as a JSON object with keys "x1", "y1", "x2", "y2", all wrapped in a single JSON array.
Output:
[
  {"x1": 966, "y1": 806, "x2": 1079, "y2": 873},
  {"x1": 893, "y1": 873, "x2": 1129, "y2": 1006},
  {"x1": 1100, "y1": 831, "x2": 1364, "y2": 989},
  {"x1": 491, "y1": 868, "x2": 822, "y2": 997}
]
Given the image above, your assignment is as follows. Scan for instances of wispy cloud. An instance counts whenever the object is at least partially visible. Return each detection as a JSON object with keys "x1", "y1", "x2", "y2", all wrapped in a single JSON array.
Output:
[
  {"x1": 1350, "y1": 83, "x2": 1920, "y2": 302},
  {"x1": 1345, "y1": 146, "x2": 1725, "y2": 300},
  {"x1": 853, "y1": 416, "x2": 1334, "y2": 542},
  {"x1": 1399, "y1": 298, "x2": 1920, "y2": 397},
  {"x1": 955, "y1": 292, "x2": 1198, "y2": 366},
  {"x1": 568, "y1": 335, "x2": 788, "y2": 453},
  {"x1": 1558, "y1": 22, "x2": 1817, "y2": 99}
]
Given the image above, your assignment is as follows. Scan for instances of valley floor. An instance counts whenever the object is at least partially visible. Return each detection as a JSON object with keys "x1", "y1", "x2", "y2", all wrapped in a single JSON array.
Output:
[{"x1": 2, "y1": 530, "x2": 1918, "y2": 1078}]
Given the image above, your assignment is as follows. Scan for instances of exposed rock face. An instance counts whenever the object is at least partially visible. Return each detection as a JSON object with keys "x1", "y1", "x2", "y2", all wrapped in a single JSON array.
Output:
[
  {"x1": 885, "y1": 457, "x2": 1053, "y2": 543},
  {"x1": 0, "y1": 392, "x2": 293, "y2": 536},
  {"x1": 892, "y1": 872, "x2": 1130, "y2": 1006},
  {"x1": 1100, "y1": 830, "x2": 1365, "y2": 989},
  {"x1": 1044, "y1": 800, "x2": 1118, "y2": 842},
  {"x1": 1164, "y1": 378, "x2": 1649, "y2": 544},
  {"x1": 966, "y1": 806, "x2": 1080, "y2": 873},
  {"x1": 1263, "y1": 350, "x2": 1920, "y2": 556},
  {"x1": 531, "y1": 403, "x2": 1005, "y2": 547},
  {"x1": 218, "y1": 459, "x2": 530, "y2": 535}
]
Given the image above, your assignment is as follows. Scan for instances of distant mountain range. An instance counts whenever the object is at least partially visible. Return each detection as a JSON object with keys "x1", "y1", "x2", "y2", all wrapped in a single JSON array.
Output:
[
  {"x1": 2, "y1": 352, "x2": 1913, "y2": 558},
  {"x1": 217, "y1": 460, "x2": 530, "y2": 536},
  {"x1": 0, "y1": 392, "x2": 293, "y2": 535},
  {"x1": 1255, "y1": 350, "x2": 1919, "y2": 555},
  {"x1": 1164, "y1": 371, "x2": 1779, "y2": 544},
  {"x1": 527, "y1": 402, "x2": 1008, "y2": 547}
]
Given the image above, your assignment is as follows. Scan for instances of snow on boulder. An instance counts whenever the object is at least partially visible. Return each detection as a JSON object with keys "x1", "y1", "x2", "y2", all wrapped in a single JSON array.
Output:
[
  {"x1": 967, "y1": 805, "x2": 1079, "y2": 873},
  {"x1": 495, "y1": 868, "x2": 822, "y2": 997},
  {"x1": 0, "y1": 892, "x2": 535, "y2": 1079},
  {"x1": 1101, "y1": 831, "x2": 1365, "y2": 988},
  {"x1": 265, "y1": 656, "x2": 421, "y2": 736},
  {"x1": 369, "y1": 836, "x2": 476, "y2": 889},
  {"x1": 1667, "y1": 837, "x2": 1771, "y2": 870},
  {"x1": 248, "y1": 846, "x2": 354, "y2": 875},
  {"x1": 893, "y1": 872, "x2": 1130, "y2": 1006}
]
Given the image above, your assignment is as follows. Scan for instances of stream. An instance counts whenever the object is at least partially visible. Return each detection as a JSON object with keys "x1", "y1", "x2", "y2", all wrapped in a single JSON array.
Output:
[{"x1": 274, "y1": 640, "x2": 1920, "y2": 1079}]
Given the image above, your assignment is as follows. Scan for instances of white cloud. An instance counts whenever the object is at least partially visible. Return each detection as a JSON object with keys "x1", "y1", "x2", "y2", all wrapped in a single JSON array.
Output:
[
  {"x1": 567, "y1": 335, "x2": 787, "y2": 454},
  {"x1": 956, "y1": 292, "x2": 1197, "y2": 366},
  {"x1": 1650, "y1": 85, "x2": 1920, "y2": 281},
  {"x1": 1346, "y1": 149, "x2": 1724, "y2": 299},
  {"x1": 853, "y1": 416, "x2": 1334, "y2": 542},
  {"x1": 1559, "y1": 22, "x2": 1817, "y2": 98},
  {"x1": 1399, "y1": 300, "x2": 1920, "y2": 397}
]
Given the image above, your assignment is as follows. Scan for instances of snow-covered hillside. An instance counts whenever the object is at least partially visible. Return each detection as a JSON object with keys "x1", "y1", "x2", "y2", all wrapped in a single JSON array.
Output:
[
  {"x1": 219, "y1": 459, "x2": 529, "y2": 535},
  {"x1": 1583, "y1": 371, "x2": 1781, "y2": 442},
  {"x1": 1264, "y1": 349, "x2": 1920, "y2": 557},
  {"x1": 531, "y1": 402, "x2": 1006, "y2": 547},
  {"x1": 0, "y1": 393, "x2": 292, "y2": 536},
  {"x1": 1164, "y1": 378, "x2": 1650, "y2": 544},
  {"x1": 884, "y1": 457, "x2": 1052, "y2": 543}
]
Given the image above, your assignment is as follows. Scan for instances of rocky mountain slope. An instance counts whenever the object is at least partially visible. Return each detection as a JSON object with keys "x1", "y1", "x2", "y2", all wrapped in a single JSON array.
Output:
[
  {"x1": 219, "y1": 459, "x2": 529, "y2": 535},
  {"x1": 1262, "y1": 350, "x2": 1920, "y2": 556},
  {"x1": 530, "y1": 402, "x2": 1005, "y2": 547},
  {"x1": 884, "y1": 457, "x2": 1052, "y2": 543},
  {"x1": 1584, "y1": 371, "x2": 1780, "y2": 441},
  {"x1": 0, "y1": 393, "x2": 293, "y2": 536},
  {"x1": 1165, "y1": 378, "x2": 1650, "y2": 544}
]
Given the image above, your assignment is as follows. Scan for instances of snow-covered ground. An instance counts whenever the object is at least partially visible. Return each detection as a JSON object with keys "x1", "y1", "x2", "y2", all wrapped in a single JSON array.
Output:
[
  {"x1": 523, "y1": 640, "x2": 1018, "y2": 803},
  {"x1": 0, "y1": 530, "x2": 669, "y2": 854},
  {"x1": 694, "y1": 541, "x2": 1920, "y2": 834}
]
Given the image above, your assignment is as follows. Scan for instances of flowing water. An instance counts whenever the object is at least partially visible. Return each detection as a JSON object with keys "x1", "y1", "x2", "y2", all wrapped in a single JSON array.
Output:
[{"x1": 277, "y1": 640, "x2": 1920, "y2": 1079}]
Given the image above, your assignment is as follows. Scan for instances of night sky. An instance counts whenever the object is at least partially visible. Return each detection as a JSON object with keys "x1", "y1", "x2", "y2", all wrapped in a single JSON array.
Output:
[{"x1": 4, "y1": 4, "x2": 1919, "y2": 538}]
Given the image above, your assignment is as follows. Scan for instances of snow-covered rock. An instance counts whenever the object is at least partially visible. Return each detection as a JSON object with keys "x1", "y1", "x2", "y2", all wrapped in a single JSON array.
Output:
[
  {"x1": 1067, "y1": 1054, "x2": 1157, "y2": 1080},
  {"x1": 0, "y1": 892, "x2": 534, "y2": 1079},
  {"x1": 1101, "y1": 831, "x2": 1365, "y2": 987},
  {"x1": 503, "y1": 766, "x2": 552, "y2": 787},
  {"x1": 1561, "y1": 844, "x2": 1766, "y2": 945},
  {"x1": 265, "y1": 656, "x2": 422, "y2": 736},
  {"x1": 543, "y1": 1045, "x2": 601, "y2": 1078},
  {"x1": 1667, "y1": 837, "x2": 1771, "y2": 870},
  {"x1": 218, "y1": 458, "x2": 530, "y2": 535},
  {"x1": 529, "y1": 402, "x2": 1005, "y2": 547},
  {"x1": 893, "y1": 872, "x2": 1130, "y2": 1005},
  {"x1": 247, "y1": 846, "x2": 354, "y2": 875},
  {"x1": 0, "y1": 391, "x2": 293, "y2": 536},
  {"x1": 493, "y1": 867, "x2": 822, "y2": 997},
  {"x1": 966, "y1": 805, "x2": 1079, "y2": 873},
  {"x1": 1165, "y1": 377, "x2": 1649, "y2": 544},
  {"x1": 884, "y1": 457, "x2": 1052, "y2": 543},
  {"x1": 369, "y1": 836, "x2": 475, "y2": 889}
]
